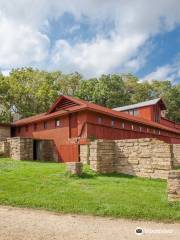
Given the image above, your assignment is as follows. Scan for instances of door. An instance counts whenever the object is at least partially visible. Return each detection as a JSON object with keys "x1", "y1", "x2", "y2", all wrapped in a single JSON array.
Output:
[
  {"x1": 33, "y1": 140, "x2": 41, "y2": 160},
  {"x1": 59, "y1": 144, "x2": 79, "y2": 162}
]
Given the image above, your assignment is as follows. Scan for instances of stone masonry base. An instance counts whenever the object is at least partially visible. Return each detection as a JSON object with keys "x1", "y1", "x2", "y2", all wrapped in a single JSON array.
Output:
[
  {"x1": 168, "y1": 170, "x2": 180, "y2": 201},
  {"x1": 80, "y1": 138, "x2": 177, "y2": 179}
]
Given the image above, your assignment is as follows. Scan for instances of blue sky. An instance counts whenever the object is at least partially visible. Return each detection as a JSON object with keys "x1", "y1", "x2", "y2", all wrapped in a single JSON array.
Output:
[{"x1": 0, "y1": 0, "x2": 180, "y2": 83}]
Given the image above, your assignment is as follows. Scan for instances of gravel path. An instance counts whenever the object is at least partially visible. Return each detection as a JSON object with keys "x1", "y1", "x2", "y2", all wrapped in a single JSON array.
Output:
[{"x1": 0, "y1": 206, "x2": 179, "y2": 240}]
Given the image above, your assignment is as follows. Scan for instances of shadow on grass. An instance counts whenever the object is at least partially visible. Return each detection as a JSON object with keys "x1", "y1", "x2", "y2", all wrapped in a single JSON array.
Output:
[
  {"x1": 67, "y1": 171, "x2": 136, "y2": 180},
  {"x1": 21, "y1": 159, "x2": 60, "y2": 164},
  {"x1": 101, "y1": 172, "x2": 136, "y2": 179}
]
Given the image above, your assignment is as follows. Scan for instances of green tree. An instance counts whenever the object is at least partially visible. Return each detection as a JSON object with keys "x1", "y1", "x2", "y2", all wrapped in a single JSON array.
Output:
[
  {"x1": 92, "y1": 74, "x2": 130, "y2": 108},
  {"x1": 163, "y1": 85, "x2": 180, "y2": 122}
]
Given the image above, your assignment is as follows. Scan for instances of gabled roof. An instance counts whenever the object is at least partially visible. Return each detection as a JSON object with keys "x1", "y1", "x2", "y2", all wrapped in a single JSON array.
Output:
[
  {"x1": 47, "y1": 95, "x2": 87, "y2": 114},
  {"x1": 113, "y1": 98, "x2": 166, "y2": 111},
  {"x1": 12, "y1": 95, "x2": 180, "y2": 134}
]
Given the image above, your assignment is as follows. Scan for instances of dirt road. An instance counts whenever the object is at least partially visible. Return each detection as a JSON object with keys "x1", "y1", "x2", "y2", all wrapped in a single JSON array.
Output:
[{"x1": 0, "y1": 206, "x2": 179, "y2": 240}]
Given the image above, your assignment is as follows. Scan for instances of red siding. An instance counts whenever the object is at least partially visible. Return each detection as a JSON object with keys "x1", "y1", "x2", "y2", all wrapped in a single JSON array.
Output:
[
  {"x1": 16, "y1": 116, "x2": 78, "y2": 162},
  {"x1": 85, "y1": 111, "x2": 180, "y2": 144},
  {"x1": 160, "y1": 117, "x2": 176, "y2": 128},
  {"x1": 12, "y1": 107, "x2": 180, "y2": 162},
  {"x1": 59, "y1": 144, "x2": 79, "y2": 162},
  {"x1": 138, "y1": 106, "x2": 153, "y2": 121}
]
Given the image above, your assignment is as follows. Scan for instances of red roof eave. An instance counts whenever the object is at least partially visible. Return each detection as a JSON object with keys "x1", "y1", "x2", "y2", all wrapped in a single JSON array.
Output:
[
  {"x1": 85, "y1": 105, "x2": 180, "y2": 134},
  {"x1": 11, "y1": 95, "x2": 180, "y2": 135}
]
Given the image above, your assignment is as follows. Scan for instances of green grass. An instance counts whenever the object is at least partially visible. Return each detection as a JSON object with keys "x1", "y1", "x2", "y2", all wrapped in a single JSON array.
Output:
[{"x1": 0, "y1": 158, "x2": 179, "y2": 222}]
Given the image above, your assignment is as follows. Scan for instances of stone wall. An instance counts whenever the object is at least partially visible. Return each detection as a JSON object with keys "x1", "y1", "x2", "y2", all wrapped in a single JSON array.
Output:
[
  {"x1": 1, "y1": 137, "x2": 58, "y2": 162},
  {"x1": 115, "y1": 138, "x2": 172, "y2": 179},
  {"x1": 89, "y1": 140, "x2": 115, "y2": 173},
  {"x1": 66, "y1": 162, "x2": 83, "y2": 176},
  {"x1": 7, "y1": 137, "x2": 33, "y2": 161},
  {"x1": 168, "y1": 170, "x2": 180, "y2": 201},
  {"x1": 0, "y1": 125, "x2": 10, "y2": 141},
  {"x1": 173, "y1": 144, "x2": 180, "y2": 167},
  {"x1": 80, "y1": 145, "x2": 90, "y2": 164},
  {"x1": 82, "y1": 138, "x2": 173, "y2": 179},
  {"x1": 35, "y1": 140, "x2": 58, "y2": 162},
  {"x1": 0, "y1": 140, "x2": 10, "y2": 157}
]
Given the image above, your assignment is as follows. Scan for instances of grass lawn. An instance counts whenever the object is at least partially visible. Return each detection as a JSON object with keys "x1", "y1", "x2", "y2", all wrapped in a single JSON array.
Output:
[{"x1": 0, "y1": 158, "x2": 179, "y2": 222}]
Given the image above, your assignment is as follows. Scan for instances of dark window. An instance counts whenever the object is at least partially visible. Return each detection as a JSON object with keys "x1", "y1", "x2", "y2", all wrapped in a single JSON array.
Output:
[
  {"x1": 17, "y1": 127, "x2": 21, "y2": 133},
  {"x1": 33, "y1": 123, "x2": 37, "y2": 131},
  {"x1": 55, "y1": 119, "x2": 60, "y2": 127},
  {"x1": 98, "y1": 117, "x2": 102, "y2": 124},
  {"x1": 25, "y1": 125, "x2": 29, "y2": 132},
  {"x1": 44, "y1": 122, "x2": 47, "y2": 129}
]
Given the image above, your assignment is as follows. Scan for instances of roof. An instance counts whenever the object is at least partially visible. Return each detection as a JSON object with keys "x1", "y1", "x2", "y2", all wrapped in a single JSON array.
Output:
[
  {"x1": 113, "y1": 98, "x2": 166, "y2": 111},
  {"x1": 11, "y1": 95, "x2": 180, "y2": 134}
]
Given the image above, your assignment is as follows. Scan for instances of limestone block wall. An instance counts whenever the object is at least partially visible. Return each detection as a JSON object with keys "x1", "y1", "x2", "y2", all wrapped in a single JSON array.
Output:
[
  {"x1": 84, "y1": 138, "x2": 173, "y2": 179},
  {"x1": 80, "y1": 145, "x2": 90, "y2": 164},
  {"x1": 0, "y1": 126, "x2": 10, "y2": 141},
  {"x1": 0, "y1": 140, "x2": 10, "y2": 157},
  {"x1": 115, "y1": 139, "x2": 172, "y2": 179},
  {"x1": 89, "y1": 140, "x2": 115, "y2": 173},
  {"x1": 66, "y1": 162, "x2": 83, "y2": 176},
  {"x1": 173, "y1": 144, "x2": 180, "y2": 167},
  {"x1": 7, "y1": 137, "x2": 33, "y2": 160},
  {"x1": 168, "y1": 170, "x2": 180, "y2": 201}
]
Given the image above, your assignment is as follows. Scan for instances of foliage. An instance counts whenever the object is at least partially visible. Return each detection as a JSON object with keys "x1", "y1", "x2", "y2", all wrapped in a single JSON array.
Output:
[
  {"x1": 0, "y1": 159, "x2": 179, "y2": 221},
  {"x1": 0, "y1": 68, "x2": 179, "y2": 123}
]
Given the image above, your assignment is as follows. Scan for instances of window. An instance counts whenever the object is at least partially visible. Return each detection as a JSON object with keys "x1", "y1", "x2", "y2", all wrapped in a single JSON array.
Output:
[
  {"x1": 98, "y1": 117, "x2": 102, "y2": 124},
  {"x1": 17, "y1": 127, "x2": 21, "y2": 133},
  {"x1": 129, "y1": 110, "x2": 134, "y2": 115},
  {"x1": 111, "y1": 119, "x2": 115, "y2": 127},
  {"x1": 153, "y1": 129, "x2": 156, "y2": 134},
  {"x1": 139, "y1": 126, "x2": 142, "y2": 132},
  {"x1": 134, "y1": 109, "x2": 139, "y2": 116},
  {"x1": 158, "y1": 130, "x2": 161, "y2": 135},
  {"x1": 55, "y1": 119, "x2": 60, "y2": 127},
  {"x1": 44, "y1": 121, "x2": 47, "y2": 129},
  {"x1": 121, "y1": 122, "x2": 125, "y2": 129},
  {"x1": 131, "y1": 124, "x2": 134, "y2": 130},
  {"x1": 25, "y1": 125, "x2": 29, "y2": 132},
  {"x1": 33, "y1": 123, "x2": 37, "y2": 131},
  {"x1": 147, "y1": 128, "x2": 149, "y2": 133}
]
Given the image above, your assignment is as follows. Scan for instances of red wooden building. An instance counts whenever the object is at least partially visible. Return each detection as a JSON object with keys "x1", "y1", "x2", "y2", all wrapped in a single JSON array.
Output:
[{"x1": 11, "y1": 95, "x2": 180, "y2": 162}]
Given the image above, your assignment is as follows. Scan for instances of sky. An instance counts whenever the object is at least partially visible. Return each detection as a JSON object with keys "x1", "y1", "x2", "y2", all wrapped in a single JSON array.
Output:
[{"x1": 0, "y1": 0, "x2": 180, "y2": 83}]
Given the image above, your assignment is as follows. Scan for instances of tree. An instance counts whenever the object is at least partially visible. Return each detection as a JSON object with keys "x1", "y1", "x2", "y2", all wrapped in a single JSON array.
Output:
[
  {"x1": 95, "y1": 74, "x2": 131, "y2": 108},
  {"x1": 0, "y1": 68, "x2": 179, "y2": 124},
  {"x1": 75, "y1": 78, "x2": 98, "y2": 102},
  {"x1": 163, "y1": 85, "x2": 180, "y2": 123}
]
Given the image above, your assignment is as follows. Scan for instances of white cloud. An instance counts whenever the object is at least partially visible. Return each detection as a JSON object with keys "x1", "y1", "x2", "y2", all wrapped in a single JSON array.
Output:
[
  {"x1": 0, "y1": 11, "x2": 50, "y2": 69},
  {"x1": 1, "y1": 69, "x2": 10, "y2": 76},
  {"x1": 141, "y1": 61, "x2": 180, "y2": 82},
  {"x1": 51, "y1": 33, "x2": 148, "y2": 77},
  {"x1": 0, "y1": 0, "x2": 180, "y2": 77}
]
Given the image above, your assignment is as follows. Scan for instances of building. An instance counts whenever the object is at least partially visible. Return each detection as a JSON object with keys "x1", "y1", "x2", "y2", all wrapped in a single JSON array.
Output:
[{"x1": 4, "y1": 95, "x2": 179, "y2": 162}]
